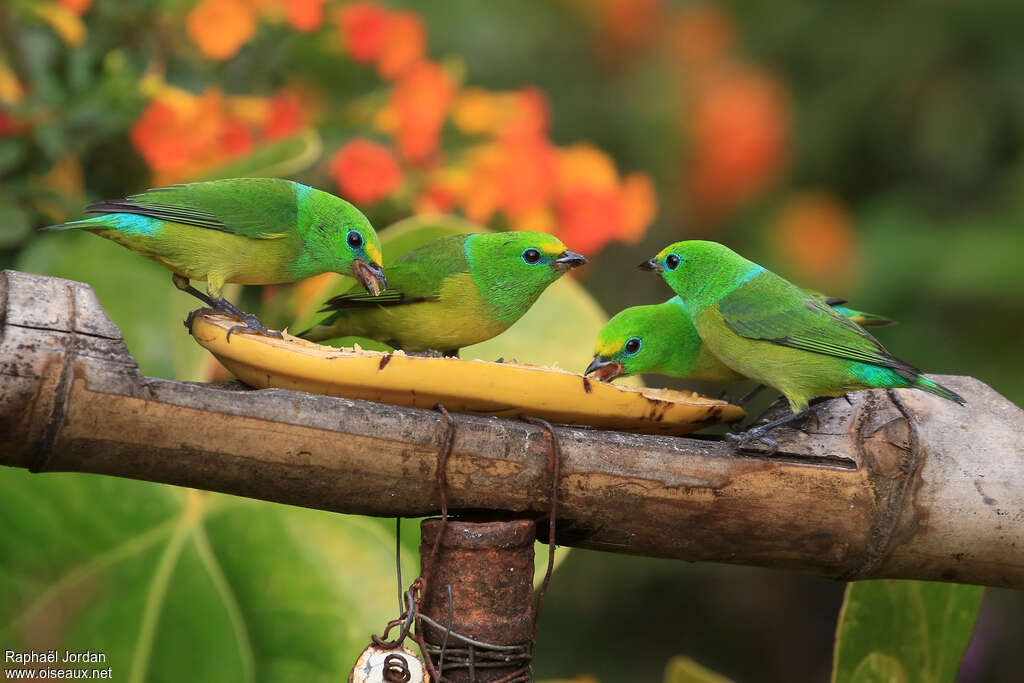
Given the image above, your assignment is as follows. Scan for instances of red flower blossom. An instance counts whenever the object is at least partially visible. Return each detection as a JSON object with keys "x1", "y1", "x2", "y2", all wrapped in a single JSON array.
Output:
[
  {"x1": 391, "y1": 61, "x2": 455, "y2": 163},
  {"x1": 556, "y1": 187, "x2": 625, "y2": 254},
  {"x1": 376, "y1": 11, "x2": 426, "y2": 80},
  {"x1": 337, "y1": 2, "x2": 391, "y2": 63},
  {"x1": 58, "y1": 0, "x2": 92, "y2": 14},
  {"x1": 220, "y1": 117, "x2": 253, "y2": 157},
  {"x1": 329, "y1": 139, "x2": 403, "y2": 204},
  {"x1": 286, "y1": 0, "x2": 326, "y2": 32},
  {"x1": 263, "y1": 90, "x2": 305, "y2": 140}
]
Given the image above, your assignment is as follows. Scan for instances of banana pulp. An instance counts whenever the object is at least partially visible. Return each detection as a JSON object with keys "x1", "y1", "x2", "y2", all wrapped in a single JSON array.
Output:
[{"x1": 190, "y1": 313, "x2": 744, "y2": 436}]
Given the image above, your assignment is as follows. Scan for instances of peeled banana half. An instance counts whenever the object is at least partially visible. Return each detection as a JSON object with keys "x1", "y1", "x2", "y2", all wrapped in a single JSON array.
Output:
[{"x1": 190, "y1": 313, "x2": 744, "y2": 436}]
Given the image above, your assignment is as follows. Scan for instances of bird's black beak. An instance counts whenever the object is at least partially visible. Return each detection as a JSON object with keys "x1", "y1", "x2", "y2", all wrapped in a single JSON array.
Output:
[
  {"x1": 638, "y1": 258, "x2": 662, "y2": 272},
  {"x1": 584, "y1": 356, "x2": 623, "y2": 382},
  {"x1": 353, "y1": 260, "x2": 387, "y2": 296},
  {"x1": 554, "y1": 250, "x2": 588, "y2": 271}
]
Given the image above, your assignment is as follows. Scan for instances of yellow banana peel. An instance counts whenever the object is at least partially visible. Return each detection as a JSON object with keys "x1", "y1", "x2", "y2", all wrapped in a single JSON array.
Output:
[{"x1": 191, "y1": 313, "x2": 744, "y2": 436}]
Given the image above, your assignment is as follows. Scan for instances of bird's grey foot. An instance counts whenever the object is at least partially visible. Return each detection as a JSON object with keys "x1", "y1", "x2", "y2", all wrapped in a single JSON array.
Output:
[
  {"x1": 224, "y1": 311, "x2": 284, "y2": 341},
  {"x1": 204, "y1": 297, "x2": 283, "y2": 341},
  {"x1": 724, "y1": 409, "x2": 808, "y2": 456},
  {"x1": 184, "y1": 307, "x2": 218, "y2": 331},
  {"x1": 172, "y1": 274, "x2": 217, "y2": 308},
  {"x1": 408, "y1": 348, "x2": 445, "y2": 358},
  {"x1": 724, "y1": 429, "x2": 780, "y2": 456},
  {"x1": 443, "y1": 349, "x2": 460, "y2": 358}
]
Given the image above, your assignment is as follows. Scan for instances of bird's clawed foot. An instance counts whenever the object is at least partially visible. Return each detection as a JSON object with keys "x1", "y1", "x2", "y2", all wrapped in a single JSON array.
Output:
[
  {"x1": 724, "y1": 428, "x2": 780, "y2": 455},
  {"x1": 407, "y1": 348, "x2": 445, "y2": 358},
  {"x1": 183, "y1": 299, "x2": 283, "y2": 341},
  {"x1": 225, "y1": 311, "x2": 284, "y2": 341},
  {"x1": 184, "y1": 307, "x2": 218, "y2": 331},
  {"x1": 724, "y1": 409, "x2": 809, "y2": 456}
]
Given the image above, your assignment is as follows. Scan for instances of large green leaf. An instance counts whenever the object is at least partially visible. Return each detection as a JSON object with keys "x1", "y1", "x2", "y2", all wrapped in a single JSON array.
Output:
[
  {"x1": 664, "y1": 656, "x2": 736, "y2": 683},
  {"x1": 0, "y1": 471, "x2": 419, "y2": 681},
  {"x1": 16, "y1": 230, "x2": 210, "y2": 381},
  {"x1": 831, "y1": 580, "x2": 984, "y2": 683}
]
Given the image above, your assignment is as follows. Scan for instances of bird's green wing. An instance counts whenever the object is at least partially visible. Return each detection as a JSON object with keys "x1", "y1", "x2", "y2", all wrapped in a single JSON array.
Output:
[
  {"x1": 320, "y1": 234, "x2": 471, "y2": 312},
  {"x1": 85, "y1": 178, "x2": 302, "y2": 239},
  {"x1": 719, "y1": 273, "x2": 915, "y2": 375}
]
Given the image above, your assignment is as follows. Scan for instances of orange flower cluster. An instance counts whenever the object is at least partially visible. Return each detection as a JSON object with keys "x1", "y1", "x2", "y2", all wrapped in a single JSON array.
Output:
[
  {"x1": 336, "y1": 3, "x2": 425, "y2": 80},
  {"x1": 415, "y1": 91, "x2": 655, "y2": 254},
  {"x1": 131, "y1": 87, "x2": 305, "y2": 184},
  {"x1": 326, "y1": 2, "x2": 656, "y2": 253},
  {"x1": 171, "y1": 0, "x2": 657, "y2": 253},
  {"x1": 670, "y1": 6, "x2": 790, "y2": 224},
  {"x1": 770, "y1": 191, "x2": 858, "y2": 285},
  {"x1": 329, "y1": 139, "x2": 402, "y2": 204}
]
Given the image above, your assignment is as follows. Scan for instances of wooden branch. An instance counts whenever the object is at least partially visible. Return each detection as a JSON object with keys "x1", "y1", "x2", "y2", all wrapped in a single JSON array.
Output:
[{"x1": 2, "y1": 269, "x2": 1022, "y2": 588}]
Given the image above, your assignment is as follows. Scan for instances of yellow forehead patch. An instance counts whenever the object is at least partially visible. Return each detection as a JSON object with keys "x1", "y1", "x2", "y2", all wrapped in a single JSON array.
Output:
[
  {"x1": 655, "y1": 246, "x2": 671, "y2": 262},
  {"x1": 595, "y1": 337, "x2": 623, "y2": 357},
  {"x1": 364, "y1": 241, "x2": 382, "y2": 265},
  {"x1": 540, "y1": 239, "x2": 566, "y2": 257}
]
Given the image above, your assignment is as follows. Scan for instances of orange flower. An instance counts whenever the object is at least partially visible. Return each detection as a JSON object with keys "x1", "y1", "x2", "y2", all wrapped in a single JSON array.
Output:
[
  {"x1": 597, "y1": 0, "x2": 661, "y2": 56},
  {"x1": 558, "y1": 144, "x2": 619, "y2": 193},
  {"x1": 131, "y1": 89, "x2": 238, "y2": 182},
  {"x1": 391, "y1": 61, "x2": 455, "y2": 162},
  {"x1": 619, "y1": 172, "x2": 657, "y2": 243},
  {"x1": 58, "y1": 0, "x2": 91, "y2": 14},
  {"x1": 329, "y1": 139, "x2": 403, "y2": 204},
  {"x1": 219, "y1": 117, "x2": 253, "y2": 157},
  {"x1": 263, "y1": 89, "x2": 305, "y2": 139},
  {"x1": 688, "y1": 66, "x2": 789, "y2": 220},
  {"x1": 286, "y1": 0, "x2": 325, "y2": 32},
  {"x1": 376, "y1": 11, "x2": 425, "y2": 80},
  {"x1": 452, "y1": 89, "x2": 505, "y2": 136},
  {"x1": 668, "y1": 4, "x2": 735, "y2": 66},
  {"x1": 496, "y1": 138, "x2": 558, "y2": 217},
  {"x1": 556, "y1": 187, "x2": 625, "y2": 254},
  {"x1": 0, "y1": 110, "x2": 21, "y2": 137},
  {"x1": 337, "y1": 2, "x2": 391, "y2": 63},
  {"x1": 498, "y1": 87, "x2": 549, "y2": 143},
  {"x1": 772, "y1": 192, "x2": 857, "y2": 283},
  {"x1": 187, "y1": 0, "x2": 257, "y2": 60}
]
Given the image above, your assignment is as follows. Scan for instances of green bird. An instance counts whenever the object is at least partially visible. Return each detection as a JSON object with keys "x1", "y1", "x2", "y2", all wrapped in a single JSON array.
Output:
[
  {"x1": 639, "y1": 240, "x2": 963, "y2": 449},
  {"x1": 300, "y1": 231, "x2": 587, "y2": 355},
  {"x1": 585, "y1": 294, "x2": 894, "y2": 383},
  {"x1": 45, "y1": 178, "x2": 386, "y2": 338}
]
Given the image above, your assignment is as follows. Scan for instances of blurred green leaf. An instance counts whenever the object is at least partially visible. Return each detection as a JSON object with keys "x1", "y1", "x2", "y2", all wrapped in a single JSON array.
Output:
[
  {"x1": 0, "y1": 140, "x2": 25, "y2": 174},
  {"x1": 15, "y1": 230, "x2": 209, "y2": 380},
  {"x1": 831, "y1": 580, "x2": 983, "y2": 683},
  {"x1": 200, "y1": 131, "x2": 322, "y2": 182},
  {"x1": 0, "y1": 470, "x2": 418, "y2": 682},
  {"x1": 0, "y1": 200, "x2": 31, "y2": 248},
  {"x1": 664, "y1": 656, "x2": 736, "y2": 683}
]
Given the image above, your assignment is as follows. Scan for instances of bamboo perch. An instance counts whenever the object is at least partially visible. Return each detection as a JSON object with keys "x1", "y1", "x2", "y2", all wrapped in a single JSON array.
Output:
[{"x1": 1, "y1": 269, "x2": 1022, "y2": 588}]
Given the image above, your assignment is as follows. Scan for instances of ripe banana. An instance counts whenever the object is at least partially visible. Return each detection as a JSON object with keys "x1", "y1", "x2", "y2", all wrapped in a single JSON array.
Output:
[{"x1": 190, "y1": 314, "x2": 744, "y2": 436}]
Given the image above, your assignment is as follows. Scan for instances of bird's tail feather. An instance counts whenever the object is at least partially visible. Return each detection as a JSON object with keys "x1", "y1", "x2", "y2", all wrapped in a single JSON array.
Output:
[
  {"x1": 40, "y1": 217, "x2": 99, "y2": 232},
  {"x1": 847, "y1": 311, "x2": 896, "y2": 327},
  {"x1": 913, "y1": 375, "x2": 966, "y2": 406}
]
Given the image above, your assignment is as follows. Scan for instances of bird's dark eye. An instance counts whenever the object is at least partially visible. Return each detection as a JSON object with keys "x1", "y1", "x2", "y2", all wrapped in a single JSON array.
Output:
[
  {"x1": 665, "y1": 254, "x2": 681, "y2": 270},
  {"x1": 624, "y1": 337, "x2": 642, "y2": 356},
  {"x1": 522, "y1": 248, "x2": 542, "y2": 264},
  {"x1": 347, "y1": 230, "x2": 363, "y2": 249}
]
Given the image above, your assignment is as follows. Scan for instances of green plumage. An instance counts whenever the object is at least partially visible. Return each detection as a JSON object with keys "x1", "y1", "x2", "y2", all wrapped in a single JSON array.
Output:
[
  {"x1": 643, "y1": 241, "x2": 963, "y2": 412},
  {"x1": 300, "y1": 231, "x2": 586, "y2": 354},
  {"x1": 46, "y1": 178, "x2": 385, "y2": 298},
  {"x1": 589, "y1": 293, "x2": 892, "y2": 383}
]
